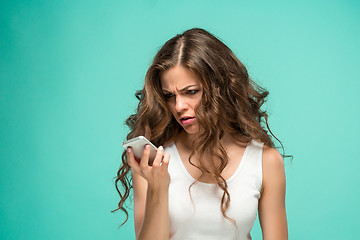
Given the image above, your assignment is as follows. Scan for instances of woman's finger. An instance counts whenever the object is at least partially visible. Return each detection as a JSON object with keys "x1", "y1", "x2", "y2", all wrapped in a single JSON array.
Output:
[
  {"x1": 127, "y1": 147, "x2": 141, "y2": 173},
  {"x1": 152, "y1": 146, "x2": 164, "y2": 167},
  {"x1": 140, "y1": 144, "x2": 151, "y2": 168},
  {"x1": 161, "y1": 152, "x2": 170, "y2": 171}
]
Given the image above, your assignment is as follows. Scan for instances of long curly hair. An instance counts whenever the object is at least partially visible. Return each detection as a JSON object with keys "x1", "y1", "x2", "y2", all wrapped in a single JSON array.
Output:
[{"x1": 113, "y1": 28, "x2": 290, "y2": 226}]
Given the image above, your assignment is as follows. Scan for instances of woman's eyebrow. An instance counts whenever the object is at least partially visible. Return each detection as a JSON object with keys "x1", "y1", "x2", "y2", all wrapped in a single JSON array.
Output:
[
  {"x1": 180, "y1": 85, "x2": 198, "y2": 91},
  {"x1": 162, "y1": 84, "x2": 198, "y2": 92}
]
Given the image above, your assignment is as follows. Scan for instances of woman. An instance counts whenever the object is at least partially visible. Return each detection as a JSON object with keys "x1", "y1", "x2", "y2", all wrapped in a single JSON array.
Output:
[{"x1": 114, "y1": 28, "x2": 288, "y2": 240}]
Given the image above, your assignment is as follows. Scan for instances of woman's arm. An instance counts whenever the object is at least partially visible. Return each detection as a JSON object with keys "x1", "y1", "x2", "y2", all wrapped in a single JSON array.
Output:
[
  {"x1": 258, "y1": 146, "x2": 288, "y2": 240},
  {"x1": 128, "y1": 145, "x2": 170, "y2": 240}
]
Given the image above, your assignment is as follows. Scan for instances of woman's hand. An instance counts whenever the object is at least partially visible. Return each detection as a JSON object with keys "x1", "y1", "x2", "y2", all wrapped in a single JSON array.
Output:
[
  {"x1": 129, "y1": 145, "x2": 171, "y2": 240},
  {"x1": 127, "y1": 145, "x2": 170, "y2": 190}
]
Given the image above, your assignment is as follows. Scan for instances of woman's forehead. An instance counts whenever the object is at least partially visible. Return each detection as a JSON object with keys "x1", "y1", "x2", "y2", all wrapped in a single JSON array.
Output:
[{"x1": 160, "y1": 65, "x2": 201, "y2": 90}]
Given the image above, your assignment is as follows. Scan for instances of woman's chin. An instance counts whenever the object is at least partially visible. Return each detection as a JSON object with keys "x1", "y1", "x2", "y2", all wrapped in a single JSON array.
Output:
[{"x1": 182, "y1": 125, "x2": 200, "y2": 135}]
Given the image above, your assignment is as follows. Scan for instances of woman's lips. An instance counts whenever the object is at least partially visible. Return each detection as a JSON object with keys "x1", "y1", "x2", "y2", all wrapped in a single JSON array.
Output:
[{"x1": 180, "y1": 117, "x2": 195, "y2": 125}]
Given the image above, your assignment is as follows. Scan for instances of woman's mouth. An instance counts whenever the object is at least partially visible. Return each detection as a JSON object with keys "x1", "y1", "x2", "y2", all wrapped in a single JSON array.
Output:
[{"x1": 180, "y1": 117, "x2": 196, "y2": 125}]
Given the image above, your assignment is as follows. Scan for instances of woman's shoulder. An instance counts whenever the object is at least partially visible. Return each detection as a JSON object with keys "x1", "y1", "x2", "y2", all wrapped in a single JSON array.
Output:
[
  {"x1": 261, "y1": 145, "x2": 286, "y2": 194},
  {"x1": 262, "y1": 145, "x2": 284, "y2": 167},
  {"x1": 247, "y1": 139, "x2": 283, "y2": 166}
]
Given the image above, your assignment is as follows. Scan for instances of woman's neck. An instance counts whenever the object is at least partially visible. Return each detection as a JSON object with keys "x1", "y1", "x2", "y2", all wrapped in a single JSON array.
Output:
[{"x1": 175, "y1": 130, "x2": 198, "y2": 150}]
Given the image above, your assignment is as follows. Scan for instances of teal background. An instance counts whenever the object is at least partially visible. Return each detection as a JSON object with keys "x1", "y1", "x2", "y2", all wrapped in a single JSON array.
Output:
[{"x1": 1, "y1": 0, "x2": 359, "y2": 239}]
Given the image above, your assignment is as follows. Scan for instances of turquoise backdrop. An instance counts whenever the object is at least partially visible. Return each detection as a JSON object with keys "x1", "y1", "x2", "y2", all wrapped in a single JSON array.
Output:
[{"x1": 1, "y1": 0, "x2": 359, "y2": 239}]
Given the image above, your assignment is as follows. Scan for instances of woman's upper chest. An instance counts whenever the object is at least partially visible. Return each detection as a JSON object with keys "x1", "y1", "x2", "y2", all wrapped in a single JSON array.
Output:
[{"x1": 175, "y1": 142, "x2": 248, "y2": 183}]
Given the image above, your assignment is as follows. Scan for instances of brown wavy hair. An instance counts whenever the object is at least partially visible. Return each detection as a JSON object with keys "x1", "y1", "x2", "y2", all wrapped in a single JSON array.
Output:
[{"x1": 112, "y1": 28, "x2": 291, "y2": 226}]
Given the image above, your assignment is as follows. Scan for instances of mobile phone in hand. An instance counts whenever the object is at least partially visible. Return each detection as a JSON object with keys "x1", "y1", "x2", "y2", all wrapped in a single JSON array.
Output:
[{"x1": 122, "y1": 136, "x2": 158, "y2": 164}]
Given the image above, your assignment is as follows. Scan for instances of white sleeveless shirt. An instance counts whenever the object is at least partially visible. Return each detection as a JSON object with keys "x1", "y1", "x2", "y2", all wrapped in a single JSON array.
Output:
[{"x1": 165, "y1": 139, "x2": 264, "y2": 240}]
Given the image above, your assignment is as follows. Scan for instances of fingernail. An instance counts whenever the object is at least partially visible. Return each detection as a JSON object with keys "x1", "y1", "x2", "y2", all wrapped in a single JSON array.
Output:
[
  {"x1": 127, "y1": 147, "x2": 131, "y2": 153},
  {"x1": 158, "y1": 146, "x2": 163, "y2": 151},
  {"x1": 145, "y1": 144, "x2": 150, "y2": 150}
]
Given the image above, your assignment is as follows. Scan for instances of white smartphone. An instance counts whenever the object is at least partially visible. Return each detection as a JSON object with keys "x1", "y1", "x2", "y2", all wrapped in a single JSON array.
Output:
[{"x1": 122, "y1": 136, "x2": 158, "y2": 163}]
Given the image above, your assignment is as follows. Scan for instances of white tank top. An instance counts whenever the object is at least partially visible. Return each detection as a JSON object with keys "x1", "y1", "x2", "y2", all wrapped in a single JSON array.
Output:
[{"x1": 165, "y1": 139, "x2": 264, "y2": 240}]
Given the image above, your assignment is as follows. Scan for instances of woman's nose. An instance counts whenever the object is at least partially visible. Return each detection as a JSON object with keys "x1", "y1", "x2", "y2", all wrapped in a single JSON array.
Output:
[{"x1": 175, "y1": 95, "x2": 188, "y2": 112}]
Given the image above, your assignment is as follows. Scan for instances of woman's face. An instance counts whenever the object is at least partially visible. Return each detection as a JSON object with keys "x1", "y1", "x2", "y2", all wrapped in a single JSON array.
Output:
[{"x1": 160, "y1": 65, "x2": 203, "y2": 135}]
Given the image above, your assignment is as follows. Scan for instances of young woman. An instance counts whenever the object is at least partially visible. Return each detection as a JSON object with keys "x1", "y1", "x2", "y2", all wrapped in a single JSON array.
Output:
[{"x1": 114, "y1": 28, "x2": 288, "y2": 240}]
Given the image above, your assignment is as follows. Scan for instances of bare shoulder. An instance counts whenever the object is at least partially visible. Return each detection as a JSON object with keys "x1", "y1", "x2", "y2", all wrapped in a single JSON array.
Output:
[
  {"x1": 261, "y1": 145, "x2": 286, "y2": 195},
  {"x1": 262, "y1": 145, "x2": 284, "y2": 170}
]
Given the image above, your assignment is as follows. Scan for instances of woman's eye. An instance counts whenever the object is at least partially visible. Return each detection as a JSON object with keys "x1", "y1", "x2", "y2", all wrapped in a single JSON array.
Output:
[
  {"x1": 164, "y1": 93, "x2": 174, "y2": 99},
  {"x1": 187, "y1": 90, "x2": 198, "y2": 95}
]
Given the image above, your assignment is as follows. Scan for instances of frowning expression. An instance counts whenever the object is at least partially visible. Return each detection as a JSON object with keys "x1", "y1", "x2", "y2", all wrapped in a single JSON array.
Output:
[{"x1": 160, "y1": 65, "x2": 203, "y2": 134}]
